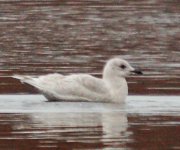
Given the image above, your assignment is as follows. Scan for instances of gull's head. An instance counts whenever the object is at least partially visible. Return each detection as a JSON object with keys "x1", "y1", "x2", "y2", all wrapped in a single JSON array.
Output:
[{"x1": 103, "y1": 57, "x2": 143, "y2": 79}]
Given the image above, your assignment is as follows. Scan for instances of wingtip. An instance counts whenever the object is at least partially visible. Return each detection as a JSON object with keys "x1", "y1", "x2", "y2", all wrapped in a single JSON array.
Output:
[
  {"x1": 12, "y1": 75, "x2": 25, "y2": 83},
  {"x1": 12, "y1": 75, "x2": 21, "y2": 79}
]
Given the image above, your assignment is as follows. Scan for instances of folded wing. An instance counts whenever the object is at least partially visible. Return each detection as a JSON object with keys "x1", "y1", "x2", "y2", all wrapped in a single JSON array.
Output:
[{"x1": 13, "y1": 73, "x2": 110, "y2": 102}]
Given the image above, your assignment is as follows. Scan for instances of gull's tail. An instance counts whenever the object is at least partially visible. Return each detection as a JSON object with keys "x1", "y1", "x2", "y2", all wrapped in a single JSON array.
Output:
[
  {"x1": 12, "y1": 75, "x2": 60, "y2": 101},
  {"x1": 12, "y1": 75, "x2": 34, "y2": 83},
  {"x1": 12, "y1": 75, "x2": 43, "y2": 91}
]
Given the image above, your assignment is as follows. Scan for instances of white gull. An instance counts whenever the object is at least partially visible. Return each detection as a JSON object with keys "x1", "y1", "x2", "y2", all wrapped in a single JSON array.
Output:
[{"x1": 13, "y1": 58, "x2": 143, "y2": 103}]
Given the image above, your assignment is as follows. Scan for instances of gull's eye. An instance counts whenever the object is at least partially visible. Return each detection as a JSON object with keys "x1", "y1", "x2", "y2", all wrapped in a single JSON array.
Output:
[{"x1": 120, "y1": 64, "x2": 126, "y2": 69}]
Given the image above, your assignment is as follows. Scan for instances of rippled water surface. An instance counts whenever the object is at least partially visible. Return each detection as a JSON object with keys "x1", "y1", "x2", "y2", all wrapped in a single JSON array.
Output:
[
  {"x1": 0, "y1": 1, "x2": 179, "y2": 150},
  {"x1": 0, "y1": 0, "x2": 179, "y2": 95}
]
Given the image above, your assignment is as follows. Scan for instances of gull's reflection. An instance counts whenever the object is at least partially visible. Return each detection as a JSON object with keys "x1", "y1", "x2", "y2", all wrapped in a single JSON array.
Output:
[
  {"x1": 26, "y1": 103, "x2": 129, "y2": 148},
  {"x1": 102, "y1": 111, "x2": 128, "y2": 139}
]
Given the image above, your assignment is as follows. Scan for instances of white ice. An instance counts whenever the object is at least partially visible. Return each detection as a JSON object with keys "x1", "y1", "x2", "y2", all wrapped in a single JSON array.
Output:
[{"x1": 0, "y1": 95, "x2": 179, "y2": 115}]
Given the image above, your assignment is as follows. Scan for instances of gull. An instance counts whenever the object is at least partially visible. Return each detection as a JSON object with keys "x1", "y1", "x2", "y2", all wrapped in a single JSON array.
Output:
[{"x1": 13, "y1": 57, "x2": 143, "y2": 103}]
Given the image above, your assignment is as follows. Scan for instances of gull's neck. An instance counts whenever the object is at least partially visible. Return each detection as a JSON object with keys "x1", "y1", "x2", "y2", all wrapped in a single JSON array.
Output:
[{"x1": 103, "y1": 70, "x2": 128, "y2": 103}]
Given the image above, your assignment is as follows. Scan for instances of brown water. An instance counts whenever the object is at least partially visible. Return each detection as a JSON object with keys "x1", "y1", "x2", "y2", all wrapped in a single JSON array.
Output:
[
  {"x1": 0, "y1": 1, "x2": 180, "y2": 150},
  {"x1": 0, "y1": 0, "x2": 179, "y2": 95}
]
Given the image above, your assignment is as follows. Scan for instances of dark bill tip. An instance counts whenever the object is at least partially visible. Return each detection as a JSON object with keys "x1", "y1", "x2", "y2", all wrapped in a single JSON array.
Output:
[{"x1": 131, "y1": 69, "x2": 143, "y2": 75}]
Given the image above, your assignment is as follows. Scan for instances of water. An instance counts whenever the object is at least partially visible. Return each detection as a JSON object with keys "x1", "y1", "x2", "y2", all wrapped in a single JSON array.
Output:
[
  {"x1": 0, "y1": 0, "x2": 179, "y2": 149},
  {"x1": 0, "y1": 95, "x2": 179, "y2": 150},
  {"x1": 0, "y1": 0, "x2": 179, "y2": 95}
]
